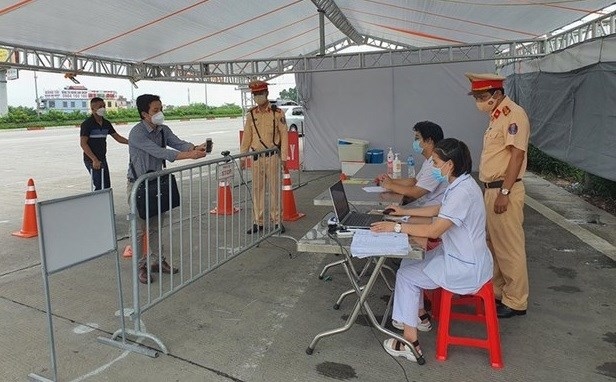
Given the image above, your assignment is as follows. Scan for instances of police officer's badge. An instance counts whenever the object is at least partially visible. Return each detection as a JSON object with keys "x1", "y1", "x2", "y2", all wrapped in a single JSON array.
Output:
[
  {"x1": 502, "y1": 106, "x2": 511, "y2": 116},
  {"x1": 508, "y1": 123, "x2": 518, "y2": 135}
]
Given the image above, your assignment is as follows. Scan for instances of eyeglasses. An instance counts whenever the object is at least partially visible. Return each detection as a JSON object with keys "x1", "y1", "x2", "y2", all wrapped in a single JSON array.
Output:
[{"x1": 472, "y1": 92, "x2": 492, "y2": 101}]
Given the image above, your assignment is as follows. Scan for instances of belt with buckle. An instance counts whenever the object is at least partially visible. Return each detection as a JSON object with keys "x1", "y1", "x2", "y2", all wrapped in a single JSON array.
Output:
[
  {"x1": 253, "y1": 151, "x2": 278, "y2": 160},
  {"x1": 483, "y1": 178, "x2": 522, "y2": 189}
]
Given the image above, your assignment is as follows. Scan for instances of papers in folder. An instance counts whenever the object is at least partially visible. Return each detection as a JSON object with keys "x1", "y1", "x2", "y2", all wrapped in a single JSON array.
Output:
[
  {"x1": 362, "y1": 186, "x2": 387, "y2": 193},
  {"x1": 350, "y1": 230, "x2": 410, "y2": 258}
]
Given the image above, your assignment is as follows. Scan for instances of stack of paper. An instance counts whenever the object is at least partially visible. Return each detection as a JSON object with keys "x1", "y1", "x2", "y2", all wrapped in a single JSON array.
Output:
[
  {"x1": 362, "y1": 186, "x2": 387, "y2": 193},
  {"x1": 350, "y1": 230, "x2": 410, "y2": 258}
]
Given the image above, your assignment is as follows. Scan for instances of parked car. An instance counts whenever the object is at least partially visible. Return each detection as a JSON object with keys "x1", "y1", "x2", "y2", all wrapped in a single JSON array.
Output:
[
  {"x1": 270, "y1": 99, "x2": 298, "y2": 107},
  {"x1": 284, "y1": 106, "x2": 304, "y2": 136}
]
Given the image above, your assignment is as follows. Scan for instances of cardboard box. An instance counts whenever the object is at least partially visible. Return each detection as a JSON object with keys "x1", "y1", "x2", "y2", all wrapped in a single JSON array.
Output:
[{"x1": 338, "y1": 138, "x2": 369, "y2": 162}]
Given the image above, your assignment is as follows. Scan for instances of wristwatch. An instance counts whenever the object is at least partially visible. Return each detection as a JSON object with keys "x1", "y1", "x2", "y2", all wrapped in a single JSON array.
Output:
[
  {"x1": 394, "y1": 223, "x2": 402, "y2": 233},
  {"x1": 500, "y1": 188, "x2": 510, "y2": 196}
]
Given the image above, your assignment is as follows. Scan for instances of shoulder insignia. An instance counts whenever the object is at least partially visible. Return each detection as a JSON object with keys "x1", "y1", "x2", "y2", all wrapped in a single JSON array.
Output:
[
  {"x1": 502, "y1": 106, "x2": 511, "y2": 116},
  {"x1": 508, "y1": 123, "x2": 518, "y2": 135},
  {"x1": 493, "y1": 109, "x2": 501, "y2": 119}
]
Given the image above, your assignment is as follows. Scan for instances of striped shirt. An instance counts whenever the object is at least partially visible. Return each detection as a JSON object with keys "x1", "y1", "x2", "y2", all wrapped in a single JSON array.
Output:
[{"x1": 80, "y1": 115, "x2": 117, "y2": 163}]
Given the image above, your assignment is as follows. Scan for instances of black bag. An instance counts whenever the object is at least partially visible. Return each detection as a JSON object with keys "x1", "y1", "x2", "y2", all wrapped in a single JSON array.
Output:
[
  {"x1": 135, "y1": 173, "x2": 180, "y2": 219},
  {"x1": 131, "y1": 129, "x2": 180, "y2": 219}
]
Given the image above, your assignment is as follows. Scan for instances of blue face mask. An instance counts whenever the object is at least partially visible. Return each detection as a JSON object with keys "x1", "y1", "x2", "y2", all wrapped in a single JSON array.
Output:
[
  {"x1": 431, "y1": 164, "x2": 448, "y2": 183},
  {"x1": 412, "y1": 139, "x2": 423, "y2": 154}
]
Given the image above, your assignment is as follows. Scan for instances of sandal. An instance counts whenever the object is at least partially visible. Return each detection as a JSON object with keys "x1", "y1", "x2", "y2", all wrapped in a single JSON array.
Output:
[
  {"x1": 417, "y1": 313, "x2": 432, "y2": 332},
  {"x1": 383, "y1": 338, "x2": 422, "y2": 362}
]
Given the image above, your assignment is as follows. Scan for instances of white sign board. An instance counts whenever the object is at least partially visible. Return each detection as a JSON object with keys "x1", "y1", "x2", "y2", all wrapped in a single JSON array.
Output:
[
  {"x1": 6, "y1": 68, "x2": 18, "y2": 80},
  {"x1": 217, "y1": 163, "x2": 234, "y2": 181},
  {"x1": 37, "y1": 190, "x2": 117, "y2": 274}
]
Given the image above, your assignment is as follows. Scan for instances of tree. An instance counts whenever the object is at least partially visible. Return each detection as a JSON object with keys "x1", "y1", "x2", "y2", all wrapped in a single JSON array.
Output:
[{"x1": 279, "y1": 87, "x2": 298, "y2": 102}]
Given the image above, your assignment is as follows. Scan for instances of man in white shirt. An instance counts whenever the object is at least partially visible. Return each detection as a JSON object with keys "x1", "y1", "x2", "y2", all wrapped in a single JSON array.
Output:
[{"x1": 378, "y1": 121, "x2": 448, "y2": 207}]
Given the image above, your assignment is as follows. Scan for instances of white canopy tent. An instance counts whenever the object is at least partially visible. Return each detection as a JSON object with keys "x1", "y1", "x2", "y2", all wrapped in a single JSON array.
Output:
[
  {"x1": 0, "y1": 0, "x2": 613, "y2": 65},
  {"x1": 1, "y1": 0, "x2": 614, "y2": 81}
]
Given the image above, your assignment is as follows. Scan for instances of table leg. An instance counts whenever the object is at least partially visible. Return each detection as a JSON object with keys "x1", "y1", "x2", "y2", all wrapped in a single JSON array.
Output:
[
  {"x1": 306, "y1": 257, "x2": 425, "y2": 365},
  {"x1": 319, "y1": 253, "x2": 361, "y2": 281},
  {"x1": 334, "y1": 259, "x2": 395, "y2": 311}
]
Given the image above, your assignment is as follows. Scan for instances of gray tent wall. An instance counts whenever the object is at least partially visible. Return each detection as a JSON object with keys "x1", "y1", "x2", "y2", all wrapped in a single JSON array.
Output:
[
  {"x1": 297, "y1": 60, "x2": 495, "y2": 171},
  {"x1": 502, "y1": 36, "x2": 616, "y2": 181},
  {"x1": 507, "y1": 67, "x2": 616, "y2": 182},
  {"x1": 503, "y1": 35, "x2": 616, "y2": 182}
]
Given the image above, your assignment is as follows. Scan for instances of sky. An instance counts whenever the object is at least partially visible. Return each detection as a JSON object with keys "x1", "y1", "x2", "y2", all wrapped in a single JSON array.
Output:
[{"x1": 4, "y1": 70, "x2": 297, "y2": 108}]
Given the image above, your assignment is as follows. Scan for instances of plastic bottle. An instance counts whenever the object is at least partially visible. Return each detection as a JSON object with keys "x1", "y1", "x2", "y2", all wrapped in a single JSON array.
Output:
[
  {"x1": 407, "y1": 154, "x2": 416, "y2": 178},
  {"x1": 393, "y1": 153, "x2": 402, "y2": 178},
  {"x1": 386, "y1": 147, "x2": 394, "y2": 174}
]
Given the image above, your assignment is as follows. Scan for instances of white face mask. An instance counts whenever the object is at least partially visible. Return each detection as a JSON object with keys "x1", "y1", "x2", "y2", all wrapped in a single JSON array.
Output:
[
  {"x1": 475, "y1": 98, "x2": 497, "y2": 113},
  {"x1": 95, "y1": 108, "x2": 106, "y2": 117},
  {"x1": 150, "y1": 111, "x2": 165, "y2": 125},
  {"x1": 253, "y1": 94, "x2": 268, "y2": 106}
]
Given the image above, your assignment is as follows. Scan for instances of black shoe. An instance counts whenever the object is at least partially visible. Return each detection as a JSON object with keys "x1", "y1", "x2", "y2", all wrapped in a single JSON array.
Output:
[
  {"x1": 138, "y1": 267, "x2": 153, "y2": 284},
  {"x1": 151, "y1": 260, "x2": 179, "y2": 274},
  {"x1": 247, "y1": 224, "x2": 264, "y2": 234},
  {"x1": 275, "y1": 224, "x2": 285, "y2": 234},
  {"x1": 497, "y1": 304, "x2": 526, "y2": 318}
]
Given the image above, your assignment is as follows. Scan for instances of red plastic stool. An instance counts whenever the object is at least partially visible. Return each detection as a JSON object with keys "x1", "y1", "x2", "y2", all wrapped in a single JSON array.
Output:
[
  {"x1": 425, "y1": 288, "x2": 483, "y2": 322},
  {"x1": 435, "y1": 280, "x2": 503, "y2": 368}
]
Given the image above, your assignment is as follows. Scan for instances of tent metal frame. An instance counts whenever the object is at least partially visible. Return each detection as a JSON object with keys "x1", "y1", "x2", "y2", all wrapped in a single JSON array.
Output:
[{"x1": 1, "y1": 10, "x2": 614, "y2": 84}]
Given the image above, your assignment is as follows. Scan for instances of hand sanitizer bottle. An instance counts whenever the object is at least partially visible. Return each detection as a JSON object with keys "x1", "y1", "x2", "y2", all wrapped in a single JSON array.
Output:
[
  {"x1": 407, "y1": 155, "x2": 416, "y2": 178},
  {"x1": 393, "y1": 153, "x2": 402, "y2": 178},
  {"x1": 386, "y1": 147, "x2": 394, "y2": 174}
]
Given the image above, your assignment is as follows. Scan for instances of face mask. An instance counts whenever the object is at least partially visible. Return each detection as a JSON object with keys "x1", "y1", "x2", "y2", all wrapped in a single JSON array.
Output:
[
  {"x1": 412, "y1": 139, "x2": 423, "y2": 154},
  {"x1": 431, "y1": 164, "x2": 448, "y2": 183},
  {"x1": 150, "y1": 111, "x2": 165, "y2": 125},
  {"x1": 254, "y1": 94, "x2": 268, "y2": 106},
  {"x1": 475, "y1": 98, "x2": 496, "y2": 113},
  {"x1": 95, "y1": 108, "x2": 106, "y2": 117}
]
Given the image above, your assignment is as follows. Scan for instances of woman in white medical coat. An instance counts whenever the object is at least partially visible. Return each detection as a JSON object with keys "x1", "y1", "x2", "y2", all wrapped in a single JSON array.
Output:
[{"x1": 371, "y1": 138, "x2": 493, "y2": 362}]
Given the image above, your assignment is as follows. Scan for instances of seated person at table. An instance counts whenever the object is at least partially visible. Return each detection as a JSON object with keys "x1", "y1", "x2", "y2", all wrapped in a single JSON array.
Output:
[
  {"x1": 371, "y1": 138, "x2": 493, "y2": 362},
  {"x1": 377, "y1": 121, "x2": 447, "y2": 207}
]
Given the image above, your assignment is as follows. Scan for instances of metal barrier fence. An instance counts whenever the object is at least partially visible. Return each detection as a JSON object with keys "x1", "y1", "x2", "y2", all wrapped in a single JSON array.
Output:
[{"x1": 104, "y1": 148, "x2": 283, "y2": 355}]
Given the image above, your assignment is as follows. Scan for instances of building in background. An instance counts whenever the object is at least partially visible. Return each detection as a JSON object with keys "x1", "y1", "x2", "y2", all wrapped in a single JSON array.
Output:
[{"x1": 39, "y1": 86, "x2": 130, "y2": 113}]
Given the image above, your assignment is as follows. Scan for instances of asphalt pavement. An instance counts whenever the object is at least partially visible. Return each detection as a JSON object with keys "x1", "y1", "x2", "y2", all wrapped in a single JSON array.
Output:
[{"x1": 0, "y1": 119, "x2": 615, "y2": 381}]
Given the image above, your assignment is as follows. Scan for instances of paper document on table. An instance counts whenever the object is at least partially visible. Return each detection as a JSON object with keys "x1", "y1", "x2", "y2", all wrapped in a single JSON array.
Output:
[
  {"x1": 343, "y1": 179, "x2": 372, "y2": 185},
  {"x1": 350, "y1": 230, "x2": 410, "y2": 258},
  {"x1": 362, "y1": 186, "x2": 387, "y2": 193}
]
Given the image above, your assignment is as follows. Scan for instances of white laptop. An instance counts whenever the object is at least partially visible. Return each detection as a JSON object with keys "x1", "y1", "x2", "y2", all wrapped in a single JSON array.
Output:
[{"x1": 329, "y1": 180, "x2": 384, "y2": 229}]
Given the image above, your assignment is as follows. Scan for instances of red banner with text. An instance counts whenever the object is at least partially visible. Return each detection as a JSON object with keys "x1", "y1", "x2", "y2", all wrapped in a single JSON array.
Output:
[{"x1": 238, "y1": 130, "x2": 300, "y2": 170}]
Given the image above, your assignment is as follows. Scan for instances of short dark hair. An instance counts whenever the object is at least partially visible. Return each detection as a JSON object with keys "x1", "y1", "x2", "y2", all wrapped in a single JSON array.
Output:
[
  {"x1": 434, "y1": 138, "x2": 472, "y2": 177},
  {"x1": 412, "y1": 121, "x2": 444, "y2": 145},
  {"x1": 136, "y1": 94, "x2": 161, "y2": 120},
  {"x1": 90, "y1": 97, "x2": 104, "y2": 106}
]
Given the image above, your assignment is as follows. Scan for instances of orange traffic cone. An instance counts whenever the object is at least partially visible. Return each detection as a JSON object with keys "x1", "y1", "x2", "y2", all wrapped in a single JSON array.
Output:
[
  {"x1": 122, "y1": 234, "x2": 149, "y2": 258},
  {"x1": 210, "y1": 181, "x2": 239, "y2": 215},
  {"x1": 282, "y1": 169, "x2": 305, "y2": 221},
  {"x1": 12, "y1": 178, "x2": 38, "y2": 238},
  {"x1": 122, "y1": 245, "x2": 133, "y2": 258}
]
